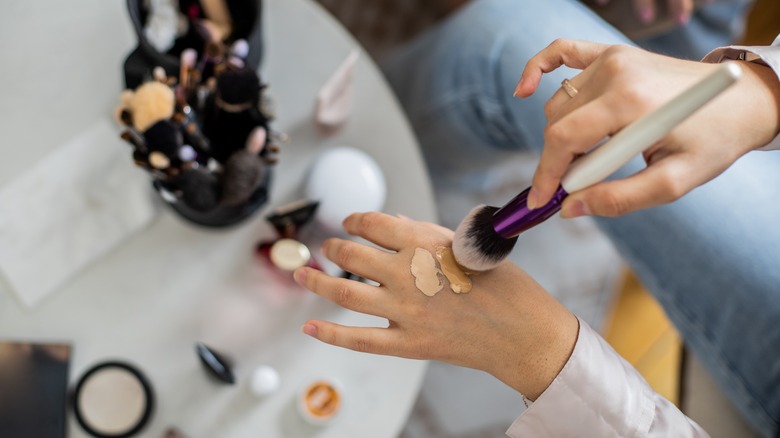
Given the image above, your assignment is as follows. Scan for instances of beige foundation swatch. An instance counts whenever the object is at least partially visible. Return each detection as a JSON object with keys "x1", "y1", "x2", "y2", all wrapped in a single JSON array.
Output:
[
  {"x1": 410, "y1": 248, "x2": 443, "y2": 296},
  {"x1": 435, "y1": 246, "x2": 472, "y2": 293}
]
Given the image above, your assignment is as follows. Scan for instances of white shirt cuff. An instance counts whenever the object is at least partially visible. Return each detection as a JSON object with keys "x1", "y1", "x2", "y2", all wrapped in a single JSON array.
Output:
[
  {"x1": 506, "y1": 318, "x2": 655, "y2": 437},
  {"x1": 702, "y1": 40, "x2": 780, "y2": 151}
]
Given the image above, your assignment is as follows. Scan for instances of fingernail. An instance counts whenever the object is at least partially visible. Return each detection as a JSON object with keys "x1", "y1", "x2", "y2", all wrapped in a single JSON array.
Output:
[
  {"x1": 513, "y1": 78, "x2": 524, "y2": 97},
  {"x1": 526, "y1": 187, "x2": 539, "y2": 210},
  {"x1": 676, "y1": 12, "x2": 690, "y2": 25},
  {"x1": 561, "y1": 200, "x2": 591, "y2": 219},
  {"x1": 639, "y1": 6, "x2": 654, "y2": 23},
  {"x1": 301, "y1": 324, "x2": 317, "y2": 337},
  {"x1": 397, "y1": 213, "x2": 411, "y2": 221}
]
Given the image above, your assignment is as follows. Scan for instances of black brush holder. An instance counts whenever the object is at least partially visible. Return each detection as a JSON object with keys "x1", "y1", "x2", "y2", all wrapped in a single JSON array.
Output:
[
  {"x1": 122, "y1": 0, "x2": 275, "y2": 228},
  {"x1": 154, "y1": 168, "x2": 272, "y2": 228}
]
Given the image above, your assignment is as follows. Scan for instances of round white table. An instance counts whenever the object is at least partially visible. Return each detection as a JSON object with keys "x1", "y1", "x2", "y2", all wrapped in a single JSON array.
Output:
[{"x1": 0, "y1": 0, "x2": 436, "y2": 436}]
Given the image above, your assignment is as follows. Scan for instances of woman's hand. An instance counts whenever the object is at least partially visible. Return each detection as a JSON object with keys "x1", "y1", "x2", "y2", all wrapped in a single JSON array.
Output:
[
  {"x1": 515, "y1": 39, "x2": 780, "y2": 217},
  {"x1": 294, "y1": 212, "x2": 578, "y2": 400}
]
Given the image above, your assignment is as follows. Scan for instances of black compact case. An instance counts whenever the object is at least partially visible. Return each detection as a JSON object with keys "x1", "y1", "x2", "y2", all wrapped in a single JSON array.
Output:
[
  {"x1": 0, "y1": 342, "x2": 71, "y2": 438},
  {"x1": 70, "y1": 361, "x2": 155, "y2": 438},
  {"x1": 154, "y1": 169, "x2": 272, "y2": 227}
]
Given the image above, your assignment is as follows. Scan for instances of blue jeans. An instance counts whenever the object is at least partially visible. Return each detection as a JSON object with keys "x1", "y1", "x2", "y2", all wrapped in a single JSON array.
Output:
[{"x1": 380, "y1": 0, "x2": 780, "y2": 436}]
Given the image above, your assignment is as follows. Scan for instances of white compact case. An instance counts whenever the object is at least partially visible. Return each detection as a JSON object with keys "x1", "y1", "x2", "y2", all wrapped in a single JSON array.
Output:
[{"x1": 305, "y1": 147, "x2": 386, "y2": 232}]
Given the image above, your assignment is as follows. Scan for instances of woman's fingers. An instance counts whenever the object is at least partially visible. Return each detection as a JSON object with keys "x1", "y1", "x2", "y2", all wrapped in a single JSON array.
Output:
[
  {"x1": 543, "y1": 68, "x2": 597, "y2": 125},
  {"x1": 301, "y1": 320, "x2": 404, "y2": 356},
  {"x1": 514, "y1": 39, "x2": 609, "y2": 98},
  {"x1": 559, "y1": 155, "x2": 693, "y2": 217},
  {"x1": 632, "y1": 0, "x2": 657, "y2": 23},
  {"x1": 342, "y1": 212, "x2": 416, "y2": 252},
  {"x1": 321, "y1": 238, "x2": 395, "y2": 284},
  {"x1": 530, "y1": 98, "x2": 626, "y2": 208},
  {"x1": 668, "y1": 0, "x2": 694, "y2": 24},
  {"x1": 294, "y1": 267, "x2": 393, "y2": 318}
]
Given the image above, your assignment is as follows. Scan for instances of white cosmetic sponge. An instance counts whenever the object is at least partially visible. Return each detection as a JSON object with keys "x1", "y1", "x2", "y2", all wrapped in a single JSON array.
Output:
[{"x1": 305, "y1": 147, "x2": 386, "y2": 232}]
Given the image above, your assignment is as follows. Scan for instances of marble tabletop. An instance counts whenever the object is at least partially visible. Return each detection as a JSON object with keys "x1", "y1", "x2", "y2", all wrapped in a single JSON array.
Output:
[{"x1": 0, "y1": 0, "x2": 436, "y2": 436}]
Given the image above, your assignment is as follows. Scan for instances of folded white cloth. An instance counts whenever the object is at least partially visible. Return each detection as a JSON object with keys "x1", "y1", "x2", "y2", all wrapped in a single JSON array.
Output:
[{"x1": 0, "y1": 119, "x2": 159, "y2": 309}]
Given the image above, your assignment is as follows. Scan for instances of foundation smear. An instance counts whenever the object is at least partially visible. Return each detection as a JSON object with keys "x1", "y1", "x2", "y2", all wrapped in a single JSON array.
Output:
[
  {"x1": 435, "y1": 246, "x2": 473, "y2": 293},
  {"x1": 410, "y1": 248, "x2": 443, "y2": 296}
]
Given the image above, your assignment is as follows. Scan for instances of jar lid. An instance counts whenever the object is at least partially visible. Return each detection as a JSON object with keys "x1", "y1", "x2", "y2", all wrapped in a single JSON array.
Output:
[
  {"x1": 269, "y1": 239, "x2": 311, "y2": 271},
  {"x1": 72, "y1": 361, "x2": 154, "y2": 438},
  {"x1": 298, "y1": 379, "x2": 342, "y2": 425}
]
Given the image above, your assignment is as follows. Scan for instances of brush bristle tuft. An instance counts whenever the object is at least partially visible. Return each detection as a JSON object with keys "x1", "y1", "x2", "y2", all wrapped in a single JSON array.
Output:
[{"x1": 453, "y1": 205, "x2": 518, "y2": 272}]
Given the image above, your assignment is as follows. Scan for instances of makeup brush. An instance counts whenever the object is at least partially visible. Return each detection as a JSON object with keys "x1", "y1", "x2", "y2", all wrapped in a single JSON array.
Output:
[
  {"x1": 221, "y1": 149, "x2": 265, "y2": 207},
  {"x1": 453, "y1": 63, "x2": 742, "y2": 272},
  {"x1": 228, "y1": 39, "x2": 249, "y2": 68},
  {"x1": 180, "y1": 48, "x2": 198, "y2": 92},
  {"x1": 176, "y1": 168, "x2": 220, "y2": 212}
]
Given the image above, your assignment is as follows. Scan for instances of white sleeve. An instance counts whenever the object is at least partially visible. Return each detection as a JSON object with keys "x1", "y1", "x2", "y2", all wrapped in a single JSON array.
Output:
[
  {"x1": 506, "y1": 318, "x2": 708, "y2": 438},
  {"x1": 702, "y1": 34, "x2": 780, "y2": 151}
]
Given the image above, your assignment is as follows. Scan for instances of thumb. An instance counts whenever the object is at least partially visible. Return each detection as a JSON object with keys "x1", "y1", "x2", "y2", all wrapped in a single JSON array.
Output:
[
  {"x1": 515, "y1": 39, "x2": 609, "y2": 98},
  {"x1": 560, "y1": 160, "x2": 691, "y2": 218}
]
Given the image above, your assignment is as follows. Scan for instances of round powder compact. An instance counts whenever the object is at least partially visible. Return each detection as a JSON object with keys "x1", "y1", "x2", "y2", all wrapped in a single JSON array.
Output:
[
  {"x1": 297, "y1": 379, "x2": 342, "y2": 425},
  {"x1": 72, "y1": 361, "x2": 154, "y2": 438},
  {"x1": 269, "y1": 239, "x2": 311, "y2": 271}
]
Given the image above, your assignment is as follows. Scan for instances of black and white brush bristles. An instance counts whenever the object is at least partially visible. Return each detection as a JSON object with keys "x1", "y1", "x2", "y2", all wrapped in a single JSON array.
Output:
[{"x1": 452, "y1": 205, "x2": 518, "y2": 272}]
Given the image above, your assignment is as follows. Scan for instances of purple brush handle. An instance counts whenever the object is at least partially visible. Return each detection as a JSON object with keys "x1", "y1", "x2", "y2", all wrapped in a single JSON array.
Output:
[{"x1": 492, "y1": 186, "x2": 569, "y2": 238}]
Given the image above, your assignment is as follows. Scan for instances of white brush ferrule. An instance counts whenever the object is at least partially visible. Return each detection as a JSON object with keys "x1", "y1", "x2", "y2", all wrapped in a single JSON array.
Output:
[{"x1": 561, "y1": 63, "x2": 742, "y2": 194}]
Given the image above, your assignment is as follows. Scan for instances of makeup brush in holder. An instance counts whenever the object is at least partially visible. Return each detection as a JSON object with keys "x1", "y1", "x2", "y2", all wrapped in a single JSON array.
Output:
[
  {"x1": 117, "y1": 1, "x2": 282, "y2": 228},
  {"x1": 123, "y1": 0, "x2": 264, "y2": 89}
]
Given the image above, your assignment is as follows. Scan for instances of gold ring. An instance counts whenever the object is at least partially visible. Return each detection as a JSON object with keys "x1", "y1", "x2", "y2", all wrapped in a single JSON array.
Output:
[{"x1": 561, "y1": 79, "x2": 578, "y2": 98}]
